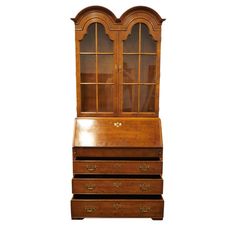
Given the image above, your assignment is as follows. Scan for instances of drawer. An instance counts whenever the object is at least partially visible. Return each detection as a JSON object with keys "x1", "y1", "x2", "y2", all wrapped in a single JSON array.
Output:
[
  {"x1": 73, "y1": 147, "x2": 162, "y2": 158},
  {"x1": 72, "y1": 175, "x2": 163, "y2": 194},
  {"x1": 73, "y1": 159, "x2": 163, "y2": 175},
  {"x1": 71, "y1": 194, "x2": 164, "y2": 219}
]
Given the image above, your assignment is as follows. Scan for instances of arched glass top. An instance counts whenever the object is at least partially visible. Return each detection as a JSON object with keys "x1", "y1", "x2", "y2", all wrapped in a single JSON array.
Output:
[
  {"x1": 79, "y1": 23, "x2": 114, "y2": 113},
  {"x1": 122, "y1": 23, "x2": 157, "y2": 113}
]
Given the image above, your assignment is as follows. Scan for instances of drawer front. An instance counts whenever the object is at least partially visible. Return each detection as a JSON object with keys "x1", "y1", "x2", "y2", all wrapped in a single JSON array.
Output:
[
  {"x1": 72, "y1": 178, "x2": 163, "y2": 194},
  {"x1": 73, "y1": 147, "x2": 162, "y2": 158},
  {"x1": 73, "y1": 161, "x2": 162, "y2": 175},
  {"x1": 71, "y1": 199, "x2": 164, "y2": 219}
]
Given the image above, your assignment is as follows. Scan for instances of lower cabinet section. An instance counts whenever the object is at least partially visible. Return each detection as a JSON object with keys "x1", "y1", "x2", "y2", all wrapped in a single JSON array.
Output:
[
  {"x1": 71, "y1": 195, "x2": 164, "y2": 219},
  {"x1": 71, "y1": 118, "x2": 164, "y2": 219},
  {"x1": 72, "y1": 175, "x2": 163, "y2": 195}
]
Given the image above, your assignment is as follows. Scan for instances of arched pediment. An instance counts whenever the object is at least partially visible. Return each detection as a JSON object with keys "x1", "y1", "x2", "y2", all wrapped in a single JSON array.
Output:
[{"x1": 71, "y1": 6, "x2": 165, "y2": 31}]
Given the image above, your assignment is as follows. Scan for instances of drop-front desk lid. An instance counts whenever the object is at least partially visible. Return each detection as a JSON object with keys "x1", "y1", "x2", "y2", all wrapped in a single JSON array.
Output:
[{"x1": 73, "y1": 117, "x2": 163, "y2": 148}]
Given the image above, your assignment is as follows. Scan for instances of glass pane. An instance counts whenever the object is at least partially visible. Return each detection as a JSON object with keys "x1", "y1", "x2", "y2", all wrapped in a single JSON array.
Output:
[
  {"x1": 80, "y1": 55, "x2": 96, "y2": 82},
  {"x1": 80, "y1": 23, "x2": 95, "y2": 52},
  {"x1": 81, "y1": 85, "x2": 96, "y2": 112},
  {"x1": 140, "y1": 85, "x2": 155, "y2": 112},
  {"x1": 98, "y1": 55, "x2": 113, "y2": 83},
  {"x1": 123, "y1": 55, "x2": 138, "y2": 83},
  {"x1": 98, "y1": 85, "x2": 114, "y2": 112},
  {"x1": 123, "y1": 24, "x2": 139, "y2": 53},
  {"x1": 123, "y1": 85, "x2": 138, "y2": 112},
  {"x1": 141, "y1": 24, "x2": 156, "y2": 53},
  {"x1": 140, "y1": 55, "x2": 156, "y2": 83},
  {"x1": 97, "y1": 23, "x2": 113, "y2": 52}
]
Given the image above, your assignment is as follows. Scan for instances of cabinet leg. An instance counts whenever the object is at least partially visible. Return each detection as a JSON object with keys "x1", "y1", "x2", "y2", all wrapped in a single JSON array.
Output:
[
  {"x1": 152, "y1": 218, "x2": 162, "y2": 220},
  {"x1": 72, "y1": 218, "x2": 84, "y2": 220}
]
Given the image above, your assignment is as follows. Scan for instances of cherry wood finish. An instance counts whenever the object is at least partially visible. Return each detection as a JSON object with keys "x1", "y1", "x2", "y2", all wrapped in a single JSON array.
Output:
[
  {"x1": 72, "y1": 6, "x2": 164, "y2": 117},
  {"x1": 73, "y1": 160, "x2": 163, "y2": 175},
  {"x1": 71, "y1": 6, "x2": 165, "y2": 220},
  {"x1": 71, "y1": 195, "x2": 164, "y2": 219},
  {"x1": 72, "y1": 176, "x2": 163, "y2": 194},
  {"x1": 73, "y1": 147, "x2": 162, "y2": 158},
  {"x1": 73, "y1": 117, "x2": 163, "y2": 148}
]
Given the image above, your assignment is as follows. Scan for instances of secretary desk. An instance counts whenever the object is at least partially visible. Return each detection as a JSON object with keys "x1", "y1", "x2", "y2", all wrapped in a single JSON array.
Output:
[{"x1": 70, "y1": 6, "x2": 165, "y2": 220}]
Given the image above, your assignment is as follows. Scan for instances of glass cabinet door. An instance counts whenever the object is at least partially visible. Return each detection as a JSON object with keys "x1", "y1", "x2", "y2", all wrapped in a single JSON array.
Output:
[
  {"x1": 122, "y1": 23, "x2": 157, "y2": 113},
  {"x1": 79, "y1": 23, "x2": 115, "y2": 113}
]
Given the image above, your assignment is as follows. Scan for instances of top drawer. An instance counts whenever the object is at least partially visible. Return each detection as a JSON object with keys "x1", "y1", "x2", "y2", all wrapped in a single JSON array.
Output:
[{"x1": 73, "y1": 147, "x2": 162, "y2": 158}]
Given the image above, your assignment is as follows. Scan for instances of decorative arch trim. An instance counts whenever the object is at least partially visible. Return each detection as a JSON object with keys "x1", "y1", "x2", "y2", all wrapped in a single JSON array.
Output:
[{"x1": 71, "y1": 6, "x2": 165, "y2": 25}]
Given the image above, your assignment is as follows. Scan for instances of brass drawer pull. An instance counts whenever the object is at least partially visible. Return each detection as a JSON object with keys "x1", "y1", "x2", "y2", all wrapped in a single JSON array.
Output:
[
  {"x1": 86, "y1": 164, "x2": 96, "y2": 172},
  {"x1": 139, "y1": 164, "x2": 150, "y2": 172},
  {"x1": 113, "y1": 122, "x2": 122, "y2": 127},
  {"x1": 139, "y1": 183, "x2": 151, "y2": 191},
  {"x1": 85, "y1": 207, "x2": 96, "y2": 213},
  {"x1": 140, "y1": 207, "x2": 151, "y2": 213},
  {"x1": 113, "y1": 182, "x2": 122, "y2": 188},
  {"x1": 113, "y1": 163, "x2": 122, "y2": 169},
  {"x1": 113, "y1": 203, "x2": 122, "y2": 209},
  {"x1": 85, "y1": 184, "x2": 96, "y2": 191}
]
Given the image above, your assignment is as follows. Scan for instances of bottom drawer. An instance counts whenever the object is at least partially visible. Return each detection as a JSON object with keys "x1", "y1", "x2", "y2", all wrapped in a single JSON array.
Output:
[{"x1": 71, "y1": 195, "x2": 164, "y2": 219}]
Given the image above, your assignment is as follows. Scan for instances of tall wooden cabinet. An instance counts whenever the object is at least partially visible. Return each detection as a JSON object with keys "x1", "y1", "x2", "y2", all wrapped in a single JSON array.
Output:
[{"x1": 71, "y1": 6, "x2": 165, "y2": 220}]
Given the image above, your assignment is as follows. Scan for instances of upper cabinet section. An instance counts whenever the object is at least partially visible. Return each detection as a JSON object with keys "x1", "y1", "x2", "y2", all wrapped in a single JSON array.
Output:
[{"x1": 72, "y1": 6, "x2": 165, "y2": 117}]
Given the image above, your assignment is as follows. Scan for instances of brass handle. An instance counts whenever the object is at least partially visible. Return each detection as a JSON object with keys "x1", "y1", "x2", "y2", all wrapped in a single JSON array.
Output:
[
  {"x1": 113, "y1": 163, "x2": 122, "y2": 169},
  {"x1": 113, "y1": 203, "x2": 122, "y2": 209},
  {"x1": 139, "y1": 164, "x2": 150, "y2": 172},
  {"x1": 113, "y1": 182, "x2": 122, "y2": 188},
  {"x1": 139, "y1": 183, "x2": 151, "y2": 192},
  {"x1": 140, "y1": 207, "x2": 151, "y2": 213},
  {"x1": 113, "y1": 122, "x2": 122, "y2": 127},
  {"x1": 86, "y1": 164, "x2": 96, "y2": 172},
  {"x1": 85, "y1": 184, "x2": 96, "y2": 191},
  {"x1": 85, "y1": 207, "x2": 96, "y2": 213}
]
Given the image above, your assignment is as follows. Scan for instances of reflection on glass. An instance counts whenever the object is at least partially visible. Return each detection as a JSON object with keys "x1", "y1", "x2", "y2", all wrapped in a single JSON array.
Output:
[
  {"x1": 98, "y1": 85, "x2": 113, "y2": 112},
  {"x1": 123, "y1": 24, "x2": 139, "y2": 53},
  {"x1": 81, "y1": 85, "x2": 96, "y2": 112},
  {"x1": 80, "y1": 23, "x2": 95, "y2": 52},
  {"x1": 141, "y1": 24, "x2": 156, "y2": 53},
  {"x1": 123, "y1": 55, "x2": 138, "y2": 83},
  {"x1": 123, "y1": 85, "x2": 138, "y2": 112},
  {"x1": 140, "y1": 85, "x2": 155, "y2": 112},
  {"x1": 80, "y1": 55, "x2": 96, "y2": 82},
  {"x1": 97, "y1": 23, "x2": 113, "y2": 52},
  {"x1": 98, "y1": 55, "x2": 113, "y2": 83},
  {"x1": 140, "y1": 55, "x2": 156, "y2": 83}
]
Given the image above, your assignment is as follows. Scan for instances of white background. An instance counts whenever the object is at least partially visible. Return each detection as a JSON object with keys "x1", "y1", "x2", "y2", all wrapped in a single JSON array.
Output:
[{"x1": 0, "y1": 0, "x2": 236, "y2": 235}]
